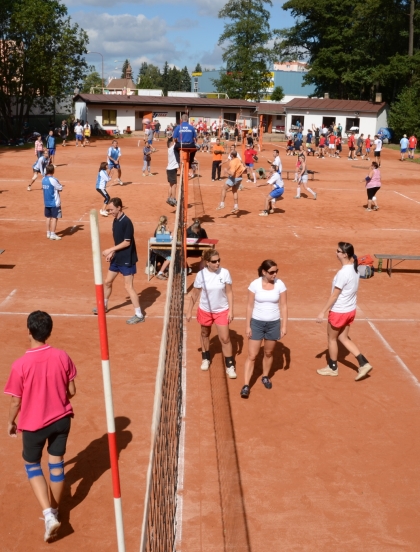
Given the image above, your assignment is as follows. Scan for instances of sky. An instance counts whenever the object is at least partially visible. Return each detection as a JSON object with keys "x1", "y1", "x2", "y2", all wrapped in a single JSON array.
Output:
[{"x1": 63, "y1": 0, "x2": 295, "y2": 83}]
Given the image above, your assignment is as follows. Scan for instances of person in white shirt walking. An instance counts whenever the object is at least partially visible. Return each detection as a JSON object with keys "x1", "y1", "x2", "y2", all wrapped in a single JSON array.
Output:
[
  {"x1": 186, "y1": 249, "x2": 236, "y2": 379},
  {"x1": 166, "y1": 137, "x2": 179, "y2": 207},
  {"x1": 373, "y1": 135, "x2": 382, "y2": 167},
  {"x1": 74, "y1": 121, "x2": 83, "y2": 147},
  {"x1": 241, "y1": 259, "x2": 288, "y2": 398},
  {"x1": 95, "y1": 161, "x2": 112, "y2": 216},
  {"x1": 316, "y1": 242, "x2": 373, "y2": 381}
]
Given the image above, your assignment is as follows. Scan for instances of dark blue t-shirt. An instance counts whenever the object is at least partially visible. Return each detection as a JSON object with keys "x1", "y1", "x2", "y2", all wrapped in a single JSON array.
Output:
[{"x1": 173, "y1": 123, "x2": 196, "y2": 144}]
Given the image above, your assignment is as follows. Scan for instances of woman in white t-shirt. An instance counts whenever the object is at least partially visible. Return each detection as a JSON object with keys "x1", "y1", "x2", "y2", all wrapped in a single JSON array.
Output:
[
  {"x1": 316, "y1": 242, "x2": 373, "y2": 381},
  {"x1": 241, "y1": 259, "x2": 288, "y2": 398},
  {"x1": 166, "y1": 137, "x2": 179, "y2": 207},
  {"x1": 186, "y1": 249, "x2": 236, "y2": 379}
]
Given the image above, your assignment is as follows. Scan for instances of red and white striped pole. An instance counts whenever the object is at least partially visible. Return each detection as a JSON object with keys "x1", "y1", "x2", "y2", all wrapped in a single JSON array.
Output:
[{"x1": 90, "y1": 209, "x2": 126, "y2": 552}]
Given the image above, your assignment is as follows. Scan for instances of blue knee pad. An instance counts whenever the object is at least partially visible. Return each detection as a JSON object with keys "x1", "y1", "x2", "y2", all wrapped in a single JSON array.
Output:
[
  {"x1": 25, "y1": 463, "x2": 43, "y2": 479},
  {"x1": 48, "y1": 460, "x2": 65, "y2": 483}
]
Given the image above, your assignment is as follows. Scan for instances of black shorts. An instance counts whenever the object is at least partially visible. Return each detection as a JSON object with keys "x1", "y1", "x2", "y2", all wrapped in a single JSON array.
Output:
[
  {"x1": 367, "y1": 186, "x2": 380, "y2": 200},
  {"x1": 374, "y1": 151, "x2": 381, "y2": 157},
  {"x1": 22, "y1": 415, "x2": 71, "y2": 463},
  {"x1": 167, "y1": 169, "x2": 177, "y2": 185},
  {"x1": 250, "y1": 318, "x2": 280, "y2": 341}
]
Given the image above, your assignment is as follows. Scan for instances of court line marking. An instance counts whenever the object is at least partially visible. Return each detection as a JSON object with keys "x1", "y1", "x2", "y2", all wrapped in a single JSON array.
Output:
[
  {"x1": 367, "y1": 320, "x2": 420, "y2": 388},
  {"x1": 0, "y1": 311, "x2": 418, "y2": 322},
  {"x1": 394, "y1": 191, "x2": 420, "y2": 205},
  {"x1": 0, "y1": 289, "x2": 17, "y2": 308}
]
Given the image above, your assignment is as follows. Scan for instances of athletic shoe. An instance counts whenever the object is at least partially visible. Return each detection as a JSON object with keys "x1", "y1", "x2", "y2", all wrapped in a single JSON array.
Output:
[
  {"x1": 212, "y1": 179, "x2": 215, "y2": 181},
  {"x1": 246, "y1": 179, "x2": 252, "y2": 183},
  {"x1": 92, "y1": 306, "x2": 109, "y2": 314},
  {"x1": 126, "y1": 314, "x2": 145, "y2": 325},
  {"x1": 365, "y1": 208, "x2": 372, "y2": 211},
  {"x1": 226, "y1": 366, "x2": 237, "y2": 379},
  {"x1": 49, "y1": 234, "x2": 62, "y2": 240},
  {"x1": 148, "y1": 173, "x2": 154, "y2": 177},
  {"x1": 269, "y1": 209, "x2": 274, "y2": 214},
  {"x1": 259, "y1": 211, "x2": 268, "y2": 216},
  {"x1": 216, "y1": 205, "x2": 225, "y2": 210},
  {"x1": 157, "y1": 273, "x2": 168, "y2": 280},
  {"x1": 100, "y1": 209, "x2": 108, "y2": 216},
  {"x1": 118, "y1": 179, "x2": 123, "y2": 185},
  {"x1": 47, "y1": 232, "x2": 51, "y2": 239},
  {"x1": 142, "y1": 173, "x2": 147, "y2": 177},
  {"x1": 261, "y1": 376, "x2": 272, "y2": 389},
  {"x1": 314, "y1": 193, "x2": 317, "y2": 200},
  {"x1": 294, "y1": 196, "x2": 301, "y2": 199},
  {"x1": 231, "y1": 208, "x2": 239, "y2": 214},
  {"x1": 317, "y1": 366, "x2": 338, "y2": 377},
  {"x1": 240, "y1": 385, "x2": 250, "y2": 398},
  {"x1": 44, "y1": 515, "x2": 61, "y2": 542},
  {"x1": 372, "y1": 206, "x2": 379, "y2": 211},
  {"x1": 355, "y1": 363, "x2": 373, "y2": 381},
  {"x1": 201, "y1": 359, "x2": 210, "y2": 371},
  {"x1": 27, "y1": 186, "x2": 32, "y2": 191}
]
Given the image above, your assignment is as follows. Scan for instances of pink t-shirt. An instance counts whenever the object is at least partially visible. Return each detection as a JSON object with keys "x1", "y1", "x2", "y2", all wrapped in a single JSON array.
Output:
[{"x1": 4, "y1": 345, "x2": 77, "y2": 431}]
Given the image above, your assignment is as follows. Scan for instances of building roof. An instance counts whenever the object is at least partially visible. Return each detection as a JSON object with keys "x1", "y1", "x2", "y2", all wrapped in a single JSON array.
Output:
[
  {"x1": 256, "y1": 103, "x2": 286, "y2": 115},
  {"x1": 106, "y1": 78, "x2": 136, "y2": 90},
  {"x1": 73, "y1": 94, "x2": 257, "y2": 109},
  {"x1": 284, "y1": 98, "x2": 387, "y2": 113}
]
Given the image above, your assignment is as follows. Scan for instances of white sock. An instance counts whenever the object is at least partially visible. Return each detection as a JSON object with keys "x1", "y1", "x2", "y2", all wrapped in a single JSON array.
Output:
[
  {"x1": 307, "y1": 187, "x2": 316, "y2": 196},
  {"x1": 220, "y1": 202, "x2": 224, "y2": 207},
  {"x1": 135, "y1": 307, "x2": 143, "y2": 318},
  {"x1": 296, "y1": 187, "x2": 301, "y2": 197},
  {"x1": 47, "y1": 231, "x2": 51, "y2": 237},
  {"x1": 43, "y1": 508, "x2": 54, "y2": 519},
  {"x1": 104, "y1": 299, "x2": 108, "y2": 308},
  {"x1": 233, "y1": 203, "x2": 238, "y2": 209}
]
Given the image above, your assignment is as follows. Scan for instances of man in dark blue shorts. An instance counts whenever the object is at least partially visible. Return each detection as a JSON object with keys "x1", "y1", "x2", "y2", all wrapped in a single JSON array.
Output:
[
  {"x1": 94, "y1": 197, "x2": 145, "y2": 324},
  {"x1": 173, "y1": 113, "x2": 197, "y2": 165}
]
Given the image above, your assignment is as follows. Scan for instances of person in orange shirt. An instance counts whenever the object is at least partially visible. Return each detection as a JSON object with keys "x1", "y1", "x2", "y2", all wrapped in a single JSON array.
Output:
[
  {"x1": 347, "y1": 132, "x2": 356, "y2": 160},
  {"x1": 408, "y1": 135, "x2": 417, "y2": 159},
  {"x1": 216, "y1": 151, "x2": 244, "y2": 214},
  {"x1": 211, "y1": 138, "x2": 224, "y2": 181}
]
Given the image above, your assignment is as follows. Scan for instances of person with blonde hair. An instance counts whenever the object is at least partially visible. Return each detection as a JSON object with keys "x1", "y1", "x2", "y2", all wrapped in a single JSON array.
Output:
[{"x1": 185, "y1": 249, "x2": 236, "y2": 378}]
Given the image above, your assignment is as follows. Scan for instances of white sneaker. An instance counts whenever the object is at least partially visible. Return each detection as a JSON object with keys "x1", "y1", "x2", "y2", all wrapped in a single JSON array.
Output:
[
  {"x1": 118, "y1": 179, "x2": 123, "y2": 185},
  {"x1": 47, "y1": 232, "x2": 51, "y2": 239},
  {"x1": 201, "y1": 359, "x2": 210, "y2": 371},
  {"x1": 27, "y1": 186, "x2": 32, "y2": 191},
  {"x1": 226, "y1": 366, "x2": 237, "y2": 379},
  {"x1": 44, "y1": 515, "x2": 61, "y2": 542},
  {"x1": 49, "y1": 234, "x2": 62, "y2": 240}
]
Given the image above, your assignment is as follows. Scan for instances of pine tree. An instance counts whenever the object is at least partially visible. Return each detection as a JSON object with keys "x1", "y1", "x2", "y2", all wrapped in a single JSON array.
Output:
[
  {"x1": 161, "y1": 61, "x2": 169, "y2": 96},
  {"x1": 121, "y1": 59, "x2": 130, "y2": 78},
  {"x1": 181, "y1": 67, "x2": 192, "y2": 92},
  {"x1": 194, "y1": 63, "x2": 202, "y2": 72},
  {"x1": 271, "y1": 86, "x2": 284, "y2": 101}
]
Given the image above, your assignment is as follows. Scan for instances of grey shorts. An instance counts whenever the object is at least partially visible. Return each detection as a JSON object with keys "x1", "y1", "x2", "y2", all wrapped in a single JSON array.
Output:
[{"x1": 250, "y1": 318, "x2": 280, "y2": 341}]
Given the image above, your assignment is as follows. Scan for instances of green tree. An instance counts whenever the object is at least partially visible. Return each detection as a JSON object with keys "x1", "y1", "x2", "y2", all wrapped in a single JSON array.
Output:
[
  {"x1": 136, "y1": 63, "x2": 162, "y2": 89},
  {"x1": 279, "y1": 0, "x2": 420, "y2": 101},
  {"x1": 0, "y1": 0, "x2": 88, "y2": 137},
  {"x1": 161, "y1": 61, "x2": 169, "y2": 96},
  {"x1": 138, "y1": 75, "x2": 156, "y2": 89},
  {"x1": 180, "y1": 66, "x2": 192, "y2": 92},
  {"x1": 388, "y1": 80, "x2": 420, "y2": 138},
  {"x1": 121, "y1": 59, "x2": 130, "y2": 78},
  {"x1": 212, "y1": 0, "x2": 280, "y2": 100},
  {"x1": 194, "y1": 63, "x2": 203, "y2": 72},
  {"x1": 270, "y1": 86, "x2": 284, "y2": 101},
  {"x1": 82, "y1": 70, "x2": 103, "y2": 93}
]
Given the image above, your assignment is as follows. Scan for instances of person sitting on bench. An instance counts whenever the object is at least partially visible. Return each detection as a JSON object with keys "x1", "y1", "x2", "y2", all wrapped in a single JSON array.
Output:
[{"x1": 173, "y1": 114, "x2": 197, "y2": 166}]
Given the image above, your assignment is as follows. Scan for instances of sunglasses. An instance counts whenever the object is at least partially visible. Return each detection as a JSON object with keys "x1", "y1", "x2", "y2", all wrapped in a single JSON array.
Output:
[
  {"x1": 336, "y1": 249, "x2": 344, "y2": 254},
  {"x1": 209, "y1": 258, "x2": 221, "y2": 264},
  {"x1": 267, "y1": 269, "x2": 278, "y2": 275}
]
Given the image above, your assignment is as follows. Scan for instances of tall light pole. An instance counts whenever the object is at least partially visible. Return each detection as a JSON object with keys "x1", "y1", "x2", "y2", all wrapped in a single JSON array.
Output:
[{"x1": 87, "y1": 51, "x2": 104, "y2": 92}]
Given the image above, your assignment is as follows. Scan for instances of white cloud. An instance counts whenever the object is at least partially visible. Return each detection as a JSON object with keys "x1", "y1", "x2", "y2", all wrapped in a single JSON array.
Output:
[
  {"x1": 66, "y1": 0, "x2": 227, "y2": 17},
  {"x1": 199, "y1": 43, "x2": 224, "y2": 68}
]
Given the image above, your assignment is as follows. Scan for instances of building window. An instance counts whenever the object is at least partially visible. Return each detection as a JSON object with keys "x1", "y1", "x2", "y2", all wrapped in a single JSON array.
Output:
[
  {"x1": 102, "y1": 109, "x2": 117, "y2": 125},
  {"x1": 345, "y1": 117, "x2": 360, "y2": 132}
]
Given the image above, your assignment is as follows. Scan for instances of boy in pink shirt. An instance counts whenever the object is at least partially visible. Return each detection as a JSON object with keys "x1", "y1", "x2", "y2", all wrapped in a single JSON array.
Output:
[{"x1": 4, "y1": 311, "x2": 77, "y2": 543}]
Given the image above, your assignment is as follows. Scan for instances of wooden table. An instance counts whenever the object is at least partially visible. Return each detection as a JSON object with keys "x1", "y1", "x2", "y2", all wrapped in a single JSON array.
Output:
[{"x1": 374, "y1": 254, "x2": 420, "y2": 277}]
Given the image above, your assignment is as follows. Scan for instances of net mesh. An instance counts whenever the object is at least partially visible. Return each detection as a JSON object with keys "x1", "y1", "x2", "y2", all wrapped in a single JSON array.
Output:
[{"x1": 141, "y1": 164, "x2": 185, "y2": 552}]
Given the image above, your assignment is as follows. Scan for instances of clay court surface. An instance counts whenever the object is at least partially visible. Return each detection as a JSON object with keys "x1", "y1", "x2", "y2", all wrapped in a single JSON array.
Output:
[{"x1": 0, "y1": 138, "x2": 419, "y2": 551}]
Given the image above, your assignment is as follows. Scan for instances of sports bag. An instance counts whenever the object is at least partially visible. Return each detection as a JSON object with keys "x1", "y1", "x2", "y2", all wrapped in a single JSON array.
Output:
[
  {"x1": 357, "y1": 254, "x2": 374, "y2": 267},
  {"x1": 358, "y1": 265, "x2": 374, "y2": 279}
]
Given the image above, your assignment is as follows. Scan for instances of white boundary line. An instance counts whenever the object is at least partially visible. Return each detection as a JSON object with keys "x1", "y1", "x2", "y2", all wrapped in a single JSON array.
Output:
[
  {"x1": 394, "y1": 191, "x2": 420, "y2": 205},
  {"x1": 0, "y1": 289, "x2": 17, "y2": 308},
  {"x1": 367, "y1": 321, "x2": 420, "y2": 388}
]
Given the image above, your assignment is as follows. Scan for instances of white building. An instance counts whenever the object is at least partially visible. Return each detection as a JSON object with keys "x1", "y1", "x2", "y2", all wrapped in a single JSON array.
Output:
[
  {"x1": 73, "y1": 93, "x2": 257, "y2": 132},
  {"x1": 284, "y1": 98, "x2": 388, "y2": 136}
]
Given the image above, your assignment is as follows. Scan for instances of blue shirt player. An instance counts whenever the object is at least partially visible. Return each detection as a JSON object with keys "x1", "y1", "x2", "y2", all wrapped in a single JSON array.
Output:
[
  {"x1": 46, "y1": 131, "x2": 56, "y2": 165},
  {"x1": 29, "y1": 149, "x2": 49, "y2": 191},
  {"x1": 173, "y1": 114, "x2": 197, "y2": 165},
  {"x1": 107, "y1": 140, "x2": 123, "y2": 185},
  {"x1": 42, "y1": 165, "x2": 63, "y2": 240}
]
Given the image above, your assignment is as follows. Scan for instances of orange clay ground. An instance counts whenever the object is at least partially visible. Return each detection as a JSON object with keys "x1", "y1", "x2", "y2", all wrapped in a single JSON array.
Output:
[{"x1": 0, "y1": 137, "x2": 419, "y2": 552}]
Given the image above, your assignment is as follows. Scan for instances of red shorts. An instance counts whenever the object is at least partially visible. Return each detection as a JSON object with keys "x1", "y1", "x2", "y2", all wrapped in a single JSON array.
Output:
[
  {"x1": 197, "y1": 307, "x2": 229, "y2": 326},
  {"x1": 328, "y1": 309, "x2": 356, "y2": 329}
]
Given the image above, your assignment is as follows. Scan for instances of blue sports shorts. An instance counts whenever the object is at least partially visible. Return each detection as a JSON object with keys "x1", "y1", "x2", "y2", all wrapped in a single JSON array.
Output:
[
  {"x1": 108, "y1": 162, "x2": 120, "y2": 170},
  {"x1": 226, "y1": 177, "x2": 242, "y2": 187},
  {"x1": 109, "y1": 262, "x2": 137, "y2": 276},
  {"x1": 270, "y1": 187, "x2": 284, "y2": 199},
  {"x1": 48, "y1": 148, "x2": 56, "y2": 156}
]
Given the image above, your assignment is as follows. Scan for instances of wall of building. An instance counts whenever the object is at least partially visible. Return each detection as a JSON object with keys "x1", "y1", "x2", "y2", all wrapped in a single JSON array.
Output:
[{"x1": 285, "y1": 109, "x2": 387, "y2": 136}]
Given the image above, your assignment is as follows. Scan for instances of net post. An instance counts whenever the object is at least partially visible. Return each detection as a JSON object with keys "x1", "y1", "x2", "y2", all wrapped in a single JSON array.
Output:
[{"x1": 89, "y1": 209, "x2": 126, "y2": 552}]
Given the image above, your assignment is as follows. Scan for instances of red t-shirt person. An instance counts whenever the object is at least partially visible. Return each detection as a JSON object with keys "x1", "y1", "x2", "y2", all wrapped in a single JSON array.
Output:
[{"x1": 244, "y1": 148, "x2": 257, "y2": 165}]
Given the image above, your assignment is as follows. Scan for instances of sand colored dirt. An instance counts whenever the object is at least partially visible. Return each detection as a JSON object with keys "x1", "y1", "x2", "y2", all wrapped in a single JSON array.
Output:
[{"x1": 0, "y1": 137, "x2": 419, "y2": 551}]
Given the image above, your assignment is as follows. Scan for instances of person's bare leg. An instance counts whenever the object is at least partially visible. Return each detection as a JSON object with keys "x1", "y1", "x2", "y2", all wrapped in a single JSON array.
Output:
[
  {"x1": 48, "y1": 454, "x2": 65, "y2": 509},
  {"x1": 215, "y1": 324, "x2": 232, "y2": 358},
  {"x1": 220, "y1": 184, "x2": 228, "y2": 204},
  {"x1": 123, "y1": 274, "x2": 140, "y2": 308},
  {"x1": 262, "y1": 339, "x2": 276, "y2": 377},
  {"x1": 327, "y1": 323, "x2": 339, "y2": 362},
  {"x1": 200, "y1": 325, "x2": 211, "y2": 354},
  {"x1": 244, "y1": 338, "x2": 262, "y2": 385},
  {"x1": 25, "y1": 463, "x2": 51, "y2": 510},
  {"x1": 337, "y1": 325, "x2": 360, "y2": 357},
  {"x1": 103, "y1": 270, "x2": 119, "y2": 302}
]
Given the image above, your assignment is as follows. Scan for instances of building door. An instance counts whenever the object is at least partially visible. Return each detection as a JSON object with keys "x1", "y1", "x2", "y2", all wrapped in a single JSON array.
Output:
[{"x1": 135, "y1": 111, "x2": 144, "y2": 131}]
